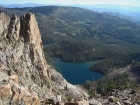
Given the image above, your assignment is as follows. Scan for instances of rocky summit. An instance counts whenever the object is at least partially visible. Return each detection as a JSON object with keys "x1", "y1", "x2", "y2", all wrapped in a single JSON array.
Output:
[{"x1": 0, "y1": 12, "x2": 95, "y2": 105}]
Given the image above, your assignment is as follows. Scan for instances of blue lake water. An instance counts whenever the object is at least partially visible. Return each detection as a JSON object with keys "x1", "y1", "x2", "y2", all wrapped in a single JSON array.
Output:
[{"x1": 52, "y1": 58, "x2": 103, "y2": 85}]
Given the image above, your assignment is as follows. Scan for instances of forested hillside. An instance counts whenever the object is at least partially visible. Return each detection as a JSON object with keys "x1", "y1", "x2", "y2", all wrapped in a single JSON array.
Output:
[{"x1": 14, "y1": 6, "x2": 140, "y2": 44}]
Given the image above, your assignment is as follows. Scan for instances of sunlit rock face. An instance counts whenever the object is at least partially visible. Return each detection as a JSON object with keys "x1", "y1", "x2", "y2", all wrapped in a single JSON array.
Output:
[{"x1": 0, "y1": 11, "x2": 51, "y2": 104}]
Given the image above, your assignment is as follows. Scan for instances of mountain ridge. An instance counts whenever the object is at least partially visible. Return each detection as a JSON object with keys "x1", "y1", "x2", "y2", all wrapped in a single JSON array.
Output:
[{"x1": 12, "y1": 6, "x2": 140, "y2": 44}]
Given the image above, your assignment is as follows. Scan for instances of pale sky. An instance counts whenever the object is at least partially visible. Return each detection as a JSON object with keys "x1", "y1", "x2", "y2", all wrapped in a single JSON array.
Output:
[{"x1": 1, "y1": 0, "x2": 140, "y2": 6}]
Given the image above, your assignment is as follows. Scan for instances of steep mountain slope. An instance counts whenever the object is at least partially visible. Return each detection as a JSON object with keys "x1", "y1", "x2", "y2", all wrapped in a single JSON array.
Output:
[
  {"x1": 0, "y1": 11, "x2": 92, "y2": 105},
  {"x1": 14, "y1": 6, "x2": 140, "y2": 44}
]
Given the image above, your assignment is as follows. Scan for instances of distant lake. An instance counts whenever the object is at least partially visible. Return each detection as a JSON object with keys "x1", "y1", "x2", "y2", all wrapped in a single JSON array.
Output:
[{"x1": 52, "y1": 58, "x2": 103, "y2": 85}]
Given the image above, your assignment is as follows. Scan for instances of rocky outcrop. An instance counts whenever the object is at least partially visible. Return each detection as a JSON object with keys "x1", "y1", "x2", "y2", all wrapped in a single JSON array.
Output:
[
  {"x1": 0, "y1": 11, "x2": 52, "y2": 105},
  {"x1": 0, "y1": 12, "x2": 91, "y2": 105},
  {"x1": 94, "y1": 88, "x2": 140, "y2": 105},
  {"x1": 0, "y1": 11, "x2": 10, "y2": 38},
  {"x1": 108, "y1": 66, "x2": 140, "y2": 83},
  {"x1": 0, "y1": 11, "x2": 51, "y2": 97},
  {"x1": 0, "y1": 72, "x2": 40, "y2": 105}
]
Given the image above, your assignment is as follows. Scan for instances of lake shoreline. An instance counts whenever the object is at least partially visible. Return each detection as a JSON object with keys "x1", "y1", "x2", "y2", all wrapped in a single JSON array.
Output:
[{"x1": 52, "y1": 57, "x2": 103, "y2": 85}]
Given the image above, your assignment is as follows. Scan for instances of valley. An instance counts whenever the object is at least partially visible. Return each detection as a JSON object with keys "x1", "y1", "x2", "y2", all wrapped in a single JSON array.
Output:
[
  {"x1": 11, "y1": 6, "x2": 140, "y2": 76},
  {"x1": 1, "y1": 4, "x2": 140, "y2": 83}
]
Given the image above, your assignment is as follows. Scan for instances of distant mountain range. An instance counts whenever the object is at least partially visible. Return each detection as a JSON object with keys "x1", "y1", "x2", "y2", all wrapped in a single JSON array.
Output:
[
  {"x1": 73, "y1": 4, "x2": 140, "y2": 22},
  {"x1": 102, "y1": 12, "x2": 138, "y2": 22},
  {"x1": 0, "y1": 3, "x2": 46, "y2": 8},
  {"x1": 1, "y1": 3, "x2": 140, "y2": 22}
]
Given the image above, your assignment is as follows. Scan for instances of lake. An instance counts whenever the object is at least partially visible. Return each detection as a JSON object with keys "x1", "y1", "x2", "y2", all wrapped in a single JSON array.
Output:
[{"x1": 52, "y1": 58, "x2": 103, "y2": 85}]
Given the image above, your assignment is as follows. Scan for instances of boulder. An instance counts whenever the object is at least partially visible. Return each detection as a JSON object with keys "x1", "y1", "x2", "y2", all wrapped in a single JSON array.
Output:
[
  {"x1": 89, "y1": 98, "x2": 102, "y2": 105},
  {"x1": 123, "y1": 100, "x2": 133, "y2": 105},
  {"x1": 108, "y1": 96, "x2": 115, "y2": 102},
  {"x1": 127, "y1": 89, "x2": 135, "y2": 94}
]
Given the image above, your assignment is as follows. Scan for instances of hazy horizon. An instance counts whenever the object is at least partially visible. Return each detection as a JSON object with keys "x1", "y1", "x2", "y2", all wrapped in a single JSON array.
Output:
[{"x1": 1, "y1": 0, "x2": 140, "y2": 6}]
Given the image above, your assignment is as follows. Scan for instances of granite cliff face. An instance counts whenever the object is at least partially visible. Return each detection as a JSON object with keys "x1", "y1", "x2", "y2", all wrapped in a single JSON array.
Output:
[
  {"x1": 0, "y1": 11, "x2": 51, "y2": 104},
  {"x1": 0, "y1": 12, "x2": 94, "y2": 105}
]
